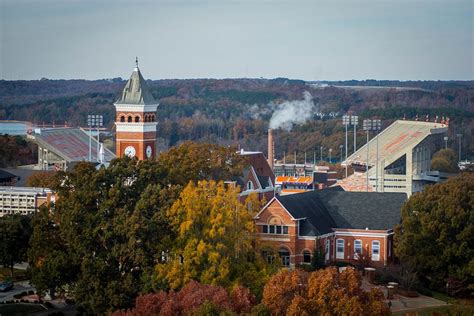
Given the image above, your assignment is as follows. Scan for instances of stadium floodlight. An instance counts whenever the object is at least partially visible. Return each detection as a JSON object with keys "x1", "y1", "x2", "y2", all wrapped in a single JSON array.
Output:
[
  {"x1": 373, "y1": 120, "x2": 382, "y2": 192},
  {"x1": 342, "y1": 115, "x2": 350, "y2": 177},
  {"x1": 87, "y1": 115, "x2": 104, "y2": 162},
  {"x1": 363, "y1": 119, "x2": 373, "y2": 192},
  {"x1": 351, "y1": 115, "x2": 359, "y2": 153}
]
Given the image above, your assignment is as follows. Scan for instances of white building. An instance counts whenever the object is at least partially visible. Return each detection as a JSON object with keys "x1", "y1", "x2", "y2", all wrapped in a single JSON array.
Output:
[{"x1": 0, "y1": 187, "x2": 53, "y2": 217}]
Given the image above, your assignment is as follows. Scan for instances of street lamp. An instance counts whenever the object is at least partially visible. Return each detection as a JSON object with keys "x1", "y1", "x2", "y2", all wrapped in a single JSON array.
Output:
[
  {"x1": 339, "y1": 144, "x2": 344, "y2": 163},
  {"x1": 87, "y1": 114, "x2": 103, "y2": 162},
  {"x1": 351, "y1": 116, "x2": 359, "y2": 153},
  {"x1": 444, "y1": 136, "x2": 448, "y2": 150},
  {"x1": 320, "y1": 146, "x2": 324, "y2": 162},
  {"x1": 329, "y1": 148, "x2": 333, "y2": 163},
  {"x1": 456, "y1": 134, "x2": 462, "y2": 161},
  {"x1": 342, "y1": 115, "x2": 350, "y2": 177}
]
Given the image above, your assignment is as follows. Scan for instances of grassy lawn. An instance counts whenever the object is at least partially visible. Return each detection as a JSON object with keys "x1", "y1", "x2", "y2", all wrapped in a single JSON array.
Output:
[
  {"x1": 0, "y1": 303, "x2": 47, "y2": 316},
  {"x1": 0, "y1": 267, "x2": 28, "y2": 282}
]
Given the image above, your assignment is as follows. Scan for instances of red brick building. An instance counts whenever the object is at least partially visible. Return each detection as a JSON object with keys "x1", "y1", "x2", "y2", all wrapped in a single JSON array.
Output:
[
  {"x1": 232, "y1": 150, "x2": 275, "y2": 203},
  {"x1": 254, "y1": 188, "x2": 406, "y2": 268}
]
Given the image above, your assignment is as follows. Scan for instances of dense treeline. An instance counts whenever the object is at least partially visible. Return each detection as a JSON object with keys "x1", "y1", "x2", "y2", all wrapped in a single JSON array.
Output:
[
  {"x1": 0, "y1": 135, "x2": 37, "y2": 167},
  {"x1": 1, "y1": 78, "x2": 473, "y2": 159}
]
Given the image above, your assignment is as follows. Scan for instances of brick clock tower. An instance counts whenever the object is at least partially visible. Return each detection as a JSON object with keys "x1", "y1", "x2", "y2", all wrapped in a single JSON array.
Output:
[{"x1": 115, "y1": 59, "x2": 158, "y2": 160}]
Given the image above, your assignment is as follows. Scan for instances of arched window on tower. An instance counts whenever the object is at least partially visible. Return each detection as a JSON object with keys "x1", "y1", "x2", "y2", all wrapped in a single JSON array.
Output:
[
  {"x1": 135, "y1": 116, "x2": 140, "y2": 123},
  {"x1": 151, "y1": 114, "x2": 155, "y2": 122},
  {"x1": 120, "y1": 116, "x2": 125, "y2": 122},
  {"x1": 127, "y1": 116, "x2": 132, "y2": 123},
  {"x1": 144, "y1": 115, "x2": 149, "y2": 123}
]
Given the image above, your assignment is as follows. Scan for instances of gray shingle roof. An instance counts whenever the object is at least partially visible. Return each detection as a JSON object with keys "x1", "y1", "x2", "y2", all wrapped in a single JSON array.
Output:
[
  {"x1": 115, "y1": 68, "x2": 156, "y2": 105},
  {"x1": 276, "y1": 190, "x2": 406, "y2": 236}
]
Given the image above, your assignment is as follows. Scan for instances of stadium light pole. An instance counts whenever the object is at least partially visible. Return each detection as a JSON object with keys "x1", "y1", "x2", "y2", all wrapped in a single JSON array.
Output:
[
  {"x1": 444, "y1": 136, "x2": 448, "y2": 149},
  {"x1": 363, "y1": 119, "x2": 372, "y2": 192},
  {"x1": 342, "y1": 115, "x2": 350, "y2": 177},
  {"x1": 351, "y1": 116, "x2": 359, "y2": 153},
  {"x1": 87, "y1": 115, "x2": 104, "y2": 162},
  {"x1": 456, "y1": 134, "x2": 462, "y2": 161},
  {"x1": 373, "y1": 119, "x2": 382, "y2": 192}
]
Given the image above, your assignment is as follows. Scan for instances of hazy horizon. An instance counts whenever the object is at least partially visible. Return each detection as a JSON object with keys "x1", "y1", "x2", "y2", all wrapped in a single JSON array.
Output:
[{"x1": 1, "y1": 0, "x2": 473, "y2": 81}]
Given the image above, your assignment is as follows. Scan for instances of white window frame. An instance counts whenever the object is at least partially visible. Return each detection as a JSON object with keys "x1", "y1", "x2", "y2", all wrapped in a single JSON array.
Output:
[
  {"x1": 354, "y1": 239, "x2": 363, "y2": 259},
  {"x1": 247, "y1": 181, "x2": 253, "y2": 191},
  {"x1": 336, "y1": 239, "x2": 345, "y2": 259},
  {"x1": 325, "y1": 239, "x2": 330, "y2": 261},
  {"x1": 372, "y1": 240, "x2": 380, "y2": 261}
]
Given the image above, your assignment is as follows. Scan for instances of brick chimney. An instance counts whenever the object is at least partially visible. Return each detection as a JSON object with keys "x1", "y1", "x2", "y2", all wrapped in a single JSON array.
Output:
[{"x1": 268, "y1": 129, "x2": 274, "y2": 170}]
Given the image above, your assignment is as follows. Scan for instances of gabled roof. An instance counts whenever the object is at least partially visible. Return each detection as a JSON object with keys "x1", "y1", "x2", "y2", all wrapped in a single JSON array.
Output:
[
  {"x1": 275, "y1": 190, "x2": 406, "y2": 236},
  {"x1": 276, "y1": 192, "x2": 337, "y2": 236},
  {"x1": 115, "y1": 67, "x2": 156, "y2": 105}
]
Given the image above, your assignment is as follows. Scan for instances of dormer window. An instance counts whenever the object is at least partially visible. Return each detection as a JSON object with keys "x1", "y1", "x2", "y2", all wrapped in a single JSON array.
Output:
[{"x1": 247, "y1": 181, "x2": 254, "y2": 190}]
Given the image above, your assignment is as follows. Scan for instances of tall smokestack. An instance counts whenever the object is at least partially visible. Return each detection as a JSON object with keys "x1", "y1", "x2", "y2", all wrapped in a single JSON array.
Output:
[{"x1": 268, "y1": 129, "x2": 274, "y2": 170}]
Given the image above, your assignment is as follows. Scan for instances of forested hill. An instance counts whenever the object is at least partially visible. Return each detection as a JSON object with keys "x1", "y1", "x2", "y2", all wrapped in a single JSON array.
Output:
[{"x1": 1, "y1": 78, "x2": 473, "y2": 158}]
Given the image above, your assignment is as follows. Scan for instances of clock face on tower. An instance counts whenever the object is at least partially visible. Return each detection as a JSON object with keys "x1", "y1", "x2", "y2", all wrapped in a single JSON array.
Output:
[
  {"x1": 146, "y1": 145, "x2": 152, "y2": 158},
  {"x1": 124, "y1": 146, "x2": 136, "y2": 158}
]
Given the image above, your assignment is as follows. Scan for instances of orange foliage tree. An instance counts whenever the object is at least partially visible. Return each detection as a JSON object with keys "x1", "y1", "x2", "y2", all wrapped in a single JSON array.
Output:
[{"x1": 263, "y1": 267, "x2": 390, "y2": 316}]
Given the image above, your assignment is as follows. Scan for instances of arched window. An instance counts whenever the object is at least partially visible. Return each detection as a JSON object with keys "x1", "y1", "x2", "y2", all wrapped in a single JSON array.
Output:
[
  {"x1": 127, "y1": 116, "x2": 132, "y2": 123},
  {"x1": 135, "y1": 116, "x2": 140, "y2": 123},
  {"x1": 247, "y1": 181, "x2": 254, "y2": 191},
  {"x1": 303, "y1": 250, "x2": 311, "y2": 263},
  {"x1": 151, "y1": 114, "x2": 155, "y2": 122},
  {"x1": 144, "y1": 115, "x2": 149, "y2": 122},
  {"x1": 278, "y1": 248, "x2": 290, "y2": 267},
  {"x1": 120, "y1": 116, "x2": 125, "y2": 122}
]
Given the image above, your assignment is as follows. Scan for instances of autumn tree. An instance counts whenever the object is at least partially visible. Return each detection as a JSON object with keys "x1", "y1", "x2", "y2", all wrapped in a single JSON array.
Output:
[
  {"x1": 395, "y1": 173, "x2": 474, "y2": 296},
  {"x1": 262, "y1": 267, "x2": 389, "y2": 316},
  {"x1": 28, "y1": 159, "x2": 174, "y2": 313},
  {"x1": 26, "y1": 171, "x2": 58, "y2": 188},
  {"x1": 156, "y1": 180, "x2": 271, "y2": 296},
  {"x1": 111, "y1": 281, "x2": 255, "y2": 316},
  {"x1": 0, "y1": 215, "x2": 31, "y2": 277},
  {"x1": 431, "y1": 148, "x2": 459, "y2": 173}
]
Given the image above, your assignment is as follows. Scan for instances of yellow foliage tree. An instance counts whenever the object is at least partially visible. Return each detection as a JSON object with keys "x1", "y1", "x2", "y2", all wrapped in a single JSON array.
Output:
[{"x1": 156, "y1": 180, "x2": 270, "y2": 294}]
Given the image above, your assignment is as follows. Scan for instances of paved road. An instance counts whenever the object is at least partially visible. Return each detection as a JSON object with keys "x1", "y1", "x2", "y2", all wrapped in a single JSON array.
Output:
[{"x1": 0, "y1": 281, "x2": 35, "y2": 303}]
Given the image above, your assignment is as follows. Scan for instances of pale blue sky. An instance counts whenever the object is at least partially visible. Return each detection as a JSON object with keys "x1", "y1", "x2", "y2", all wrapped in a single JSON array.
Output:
[{"x1": 1, "y1": 0, "x2": 472, "y2": 80}]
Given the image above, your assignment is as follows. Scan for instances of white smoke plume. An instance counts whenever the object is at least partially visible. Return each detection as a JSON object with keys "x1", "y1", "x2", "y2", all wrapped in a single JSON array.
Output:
[{"x1": 269, "y1": 91, "x2": 317, "y2": 131}]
